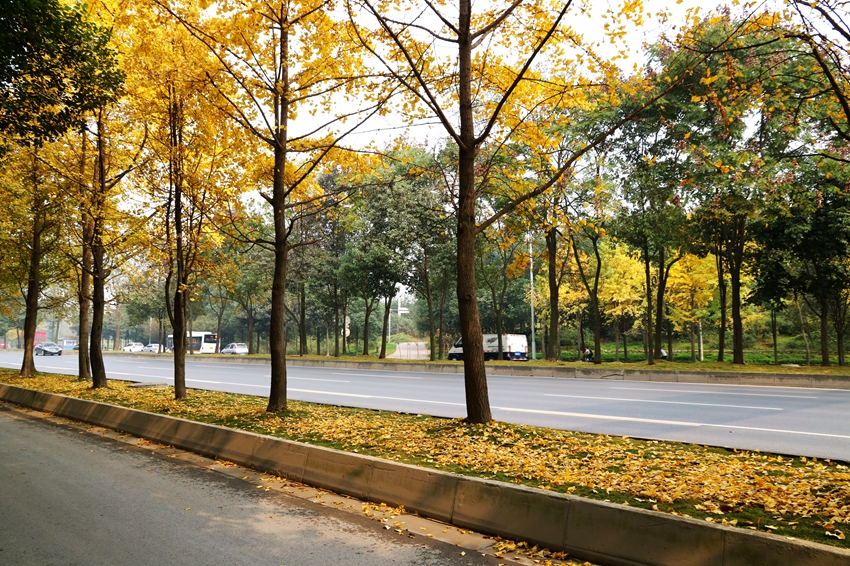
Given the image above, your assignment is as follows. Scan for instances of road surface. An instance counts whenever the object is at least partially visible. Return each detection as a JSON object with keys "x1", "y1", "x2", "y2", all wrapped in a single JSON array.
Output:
[
  {"x1": 0, "y1": 403, "x2": 509, "y2": 566},
  {"x1": 1, "y1": 352, "x2": 849, "y2": 461}
]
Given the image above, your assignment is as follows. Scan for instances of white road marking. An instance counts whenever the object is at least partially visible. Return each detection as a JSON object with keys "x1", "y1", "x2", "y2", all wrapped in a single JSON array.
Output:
[
  {"x1": 3, "y1": 356, "x2": 848, "y2": 442},
  {"x1": 494, "y1": 406, "x2": 850, "y2": 440},
  {"x1": 331, "y1": 372, "x2": 422, "y2": 380},
  {"x1": 107, "y1": 371, "x2": 175, "y2": 379},
  {"x1": 188, "y1": 379, "x2": 267, "y2": 388},
  {"x1": 289, "y1": 388, "x2": 465, "y2": 406},
  {"x1": 544, "y1": 394, "x2": 782, "y2": 411},
  {"x1": 610, "y1": 386, "x2": 819, "y2": 399},
  {"x1": 280, "y1": 389, "x2": 850, "y2": 440},
  {"x1": 272, "y1": 376, "x2": 351, "y2": 383}
]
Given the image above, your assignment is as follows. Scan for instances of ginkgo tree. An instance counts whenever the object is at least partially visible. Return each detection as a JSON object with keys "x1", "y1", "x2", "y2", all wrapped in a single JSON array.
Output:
[
  {"x1": 156, "y1": 0, "x2": 391, "y2": 411},
  {"x1": 598, "y1": 243, "x2": 644, "y2": 362},
  {"x1": 348, "y1": 0, "x2": 746, "y2": 421},
  {"x1": 123, "y1": 0, "x2": 246, "y2": 398},
  {"x1": 666, "y1": 253, "x2": 717, "y2": 362}
]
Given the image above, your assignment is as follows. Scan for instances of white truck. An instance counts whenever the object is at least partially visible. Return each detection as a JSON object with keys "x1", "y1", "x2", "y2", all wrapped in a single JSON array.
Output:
[{"x1": 447, "y1": 334, "x2": 528, "y2": 361}]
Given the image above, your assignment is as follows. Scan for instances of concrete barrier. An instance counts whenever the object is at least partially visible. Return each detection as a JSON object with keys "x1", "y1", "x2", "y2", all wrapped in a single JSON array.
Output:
[
  {"x1": 2, "y1": 383, "x2": 848, "y2": 565},
  {"x1": 98, "y1": 351, "x2": 850, "y2": 387},
  {"x1": 153, "y1": 355, "x2": 846, "y2": 390}
]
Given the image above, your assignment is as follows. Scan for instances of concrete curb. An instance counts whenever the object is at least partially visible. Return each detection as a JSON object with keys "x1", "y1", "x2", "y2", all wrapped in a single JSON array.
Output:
[{"x1": 2, "y1": 383, "x2": 848, "y2": 566}]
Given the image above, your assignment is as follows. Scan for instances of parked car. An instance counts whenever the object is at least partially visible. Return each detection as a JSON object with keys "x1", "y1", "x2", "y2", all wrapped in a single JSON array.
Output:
[
  {"x1": 122, "y1": 342, "x2": 145, "y2": 352},
  {"x1": 141, "y1": 343, "x2": 160, "y2": 353},
  {"x1": 35, "y1": 342, "x2": 62, "y2": 356},
  {"x1": 221, "y1": 343, "x2": 249, "y2": 355}
]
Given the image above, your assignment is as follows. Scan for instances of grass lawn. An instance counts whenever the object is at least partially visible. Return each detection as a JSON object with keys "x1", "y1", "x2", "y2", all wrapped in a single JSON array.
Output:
[{"x1": 1, "y1": 368, "x2": 848, "y2": 552}]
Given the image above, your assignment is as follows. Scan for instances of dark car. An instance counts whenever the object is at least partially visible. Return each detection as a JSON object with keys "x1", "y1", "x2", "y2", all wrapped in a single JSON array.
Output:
[{"x1": 35, "y1": 342, "x2": 63, "y2": 356}]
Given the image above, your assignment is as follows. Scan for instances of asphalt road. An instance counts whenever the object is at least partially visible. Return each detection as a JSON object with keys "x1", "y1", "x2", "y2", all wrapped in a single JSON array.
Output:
[
  {"x1": 2, "y1": 352, "x2": 849, "y2": 461},
  {"x1": 0, "y1": 404, "x2": 504, "y2": 566}
]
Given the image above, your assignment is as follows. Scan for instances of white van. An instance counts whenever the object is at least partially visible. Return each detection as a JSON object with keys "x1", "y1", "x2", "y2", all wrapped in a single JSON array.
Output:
[{"x1": 447, "y1": 334, "x2": 528, "y2": 361}]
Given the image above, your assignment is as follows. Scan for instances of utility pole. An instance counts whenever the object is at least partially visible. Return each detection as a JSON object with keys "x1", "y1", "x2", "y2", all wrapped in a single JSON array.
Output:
[{"x1": 529, "y1": 237, "x2": 536, "y2": 360}]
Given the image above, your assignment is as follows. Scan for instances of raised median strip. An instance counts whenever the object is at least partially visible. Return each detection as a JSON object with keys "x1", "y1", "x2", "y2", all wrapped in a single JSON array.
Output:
[{"x1": 2, "y1": 382, "x2": 847, "y2": 566}]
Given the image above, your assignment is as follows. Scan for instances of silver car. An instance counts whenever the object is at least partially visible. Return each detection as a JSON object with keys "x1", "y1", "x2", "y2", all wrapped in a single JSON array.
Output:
[
  {"x1": 221, "y1": 343, "x2": 249, "y2": 355},
  {"x1": 35, "y1": 342, "x2": 62, "y2": 356}
]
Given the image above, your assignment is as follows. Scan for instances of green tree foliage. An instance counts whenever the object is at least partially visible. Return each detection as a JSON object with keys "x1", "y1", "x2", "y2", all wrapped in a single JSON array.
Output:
[{"x1": 0, "y1": 0, "x2": 123, "y2": 144}]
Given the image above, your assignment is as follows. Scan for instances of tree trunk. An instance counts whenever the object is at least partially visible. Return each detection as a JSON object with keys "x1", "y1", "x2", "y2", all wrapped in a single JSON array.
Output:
[
  {"x1": 90, "y1": 241, "x2": 108, "y2": 388},
  {"x1": 546, "y1": 227, "x2": 560, "y2": 361},
  {"x1": 577, "y1": 311, "x2": 584, "y2": 355},
  {"x1": 623, "y1": 319, "x2": 629, "y2": 362},
  {"x1": 795, "y1": 296, "x2": 811, "y2": 366},
  {"x1": 362, "y1": 298, "x2": 374, "y2": 356},
  {"x1": 592, "y1": 297, "x2": 602, "y2": 364},
  {"x1": 424, "y1": 253, "x2": 436, "y2": 361},
  {"x1": 819, "y1": 295, "x2": 830, "y2": 366},
  {"x1": 653, "y1": 248, "x2": 666, "y2": 360},
  {"x1": 729, "y1": 215, "x2": 746, "y2": 364},
  {"x1": 187, "y1": 300, "x2": 195, "y2": 356},
  {"x1": 89, "y1": 111, "x2": 110, "y2": 387},
  {"x1": 438, "y1": 271, "x2": 448, "y2": 360},
  {"x1": 20, "y1": 197, "x2": 41, "y2": 378},
  {"x1": 333, "y1": 284, "x2": 340, "y2": 357},
  {"x1": 716, "y1": 246, "x2": 727, "y2": 363},
  {"x1": 267, "y1": 218, "x2": 289, "y2": 412},
  {"x1": 215, "y1": 302, "x2": 224, "y2": 353},
  {"x1": 453, "y1": 0, "x2": 491, "y2": 422},
  {"x1": 614, "y1": 320, "x2": 620, "y2": 362},
  {"x1": 771, "y1": 309, "x2": 778, "y2": 365},
  {"x1": 642, "y1": 243, "x2": 654, "y2": 365},
  {"x1": 667, "y1": 316, "x2": 673, "y2": 363},
  {"x1": 113, "y1": 305, "x2": 121, "y2": 351},
  {"x1": 171, "y1": 283, "x2": 187, "y2": 397},
  {"x1": 379, "y1": 295, "x2": 391, "y2": 358},
  {"x1": 299, "y1": 282, "x2": 307, "y2": 355},
  {"x1": 690, "y1": 321, "x2": 696, "y2": 363},
  {"x1": 170, "y1": 106, "x2": 188, "y2": 397},
  {"x1": 698, "y1": 319, "x2": 704, "y2": 361},
  {"x1": 830, "y1": 296, "x2": 847, "y2": 366},
  {"x1": 247, "y1": 305, "x2": 254, "y2": 355},
  {"x1": 342, "y1": 300, "x2": 348, "y2": 354}
]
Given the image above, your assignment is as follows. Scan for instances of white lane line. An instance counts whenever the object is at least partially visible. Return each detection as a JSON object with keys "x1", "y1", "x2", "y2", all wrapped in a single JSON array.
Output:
[
  {"x1": 544, "y1": 394, "x2": 782, "y2": 411},
  {"x1": 284, "y1": 389, "x2": 850, "y2": 440},
  {"x1": 610, "y1": 386, "x2": 818, "y2": 399},
  {"x1": 267, "y1": 376, "x2": 351, "y2": 384},
  {"x1": 108, "y1": 371, "x2": 176, "y2": 379},
  {"x1": 189, "y1": 379, "x2": 267, "y2": 388},
  {"x1": 493, "y1": 406, "x2": 850, "y2": 440},
  {"x1": 294, "y1": 377, "x2": 350, "y2": 383},
  {"x1": 185, "y1": 362, "x2": 263, "y2": 367},
  {"x1": 331, "y1": 372, "x2": 422, "y2": 380},
  {"x1": 289, "y1": 388, "x2": 465, "y2": 406},
  {"x1": 108, "y1": 374, "x2": 270, "y2": 389}
]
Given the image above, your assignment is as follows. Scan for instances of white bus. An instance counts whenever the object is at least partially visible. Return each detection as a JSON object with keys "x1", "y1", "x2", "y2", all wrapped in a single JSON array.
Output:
[{"x1": 166, "y1": 332, "x2": 218, "y2": 354}]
